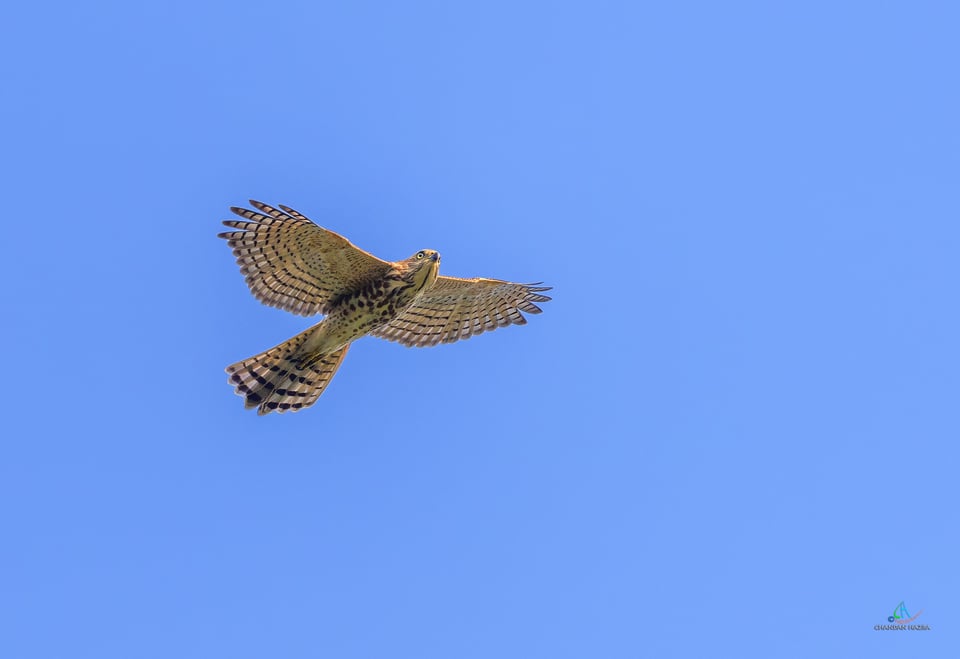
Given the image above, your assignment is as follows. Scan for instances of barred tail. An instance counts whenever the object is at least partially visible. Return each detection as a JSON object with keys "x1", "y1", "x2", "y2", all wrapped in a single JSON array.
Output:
[{"x1": 225, "y1": 329, "x2": 350, "y2": 415}]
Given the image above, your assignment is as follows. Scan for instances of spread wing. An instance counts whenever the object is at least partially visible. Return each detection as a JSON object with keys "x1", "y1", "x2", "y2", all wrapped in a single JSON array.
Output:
[
  {"x1": 218, "y1": 201, "x2": 391, "y2": 316},
  {"x1": 370, "y1": 276, "x2": 552, "y2": 347}
]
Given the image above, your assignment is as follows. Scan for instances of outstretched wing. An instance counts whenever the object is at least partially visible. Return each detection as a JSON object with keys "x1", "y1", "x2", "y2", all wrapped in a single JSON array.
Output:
[
  {"x1": 218, "y1": 201, "x2": 391, "y2": 316},
  {"x1": 370, "y1": 276, "x2": 551, "y2": 347}
]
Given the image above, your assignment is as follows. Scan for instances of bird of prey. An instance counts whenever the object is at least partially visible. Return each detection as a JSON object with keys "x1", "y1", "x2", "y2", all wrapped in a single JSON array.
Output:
[{"x1": 219, "y1": 201, "x2": 551, "y2": 414}]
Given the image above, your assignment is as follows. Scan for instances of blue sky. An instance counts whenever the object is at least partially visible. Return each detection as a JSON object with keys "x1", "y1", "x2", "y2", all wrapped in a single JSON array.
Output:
[{"x1": 1, "y1": 1, "x2": 957, "y2": 657}]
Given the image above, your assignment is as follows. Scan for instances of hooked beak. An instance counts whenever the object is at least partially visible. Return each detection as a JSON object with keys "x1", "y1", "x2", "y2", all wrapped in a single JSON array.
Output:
[{"x1": 431, "y1": 252, "x2": 440, "y2": 262}]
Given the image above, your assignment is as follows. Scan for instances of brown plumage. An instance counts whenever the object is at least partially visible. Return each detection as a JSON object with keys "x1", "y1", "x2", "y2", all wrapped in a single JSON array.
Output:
[{"x1": 219, "y1": 200, "x2": 551, "y2": 414}]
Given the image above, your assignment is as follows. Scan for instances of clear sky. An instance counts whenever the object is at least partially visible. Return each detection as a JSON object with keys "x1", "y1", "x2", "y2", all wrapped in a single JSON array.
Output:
[{"x1": 1, "y1": 1, "x2": 957, "y2": 657}]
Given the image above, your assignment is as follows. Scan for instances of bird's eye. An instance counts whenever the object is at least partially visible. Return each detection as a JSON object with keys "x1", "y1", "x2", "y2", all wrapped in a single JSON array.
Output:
[{"x1": 416, "y1": 251, "x2": 425, "y2": 259}]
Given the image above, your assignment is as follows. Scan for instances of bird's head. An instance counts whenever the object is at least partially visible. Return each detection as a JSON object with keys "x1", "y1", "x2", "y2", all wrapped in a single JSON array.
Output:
[{"x1": 402, "y1": 249, "x2": 440, "y2": 291}]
